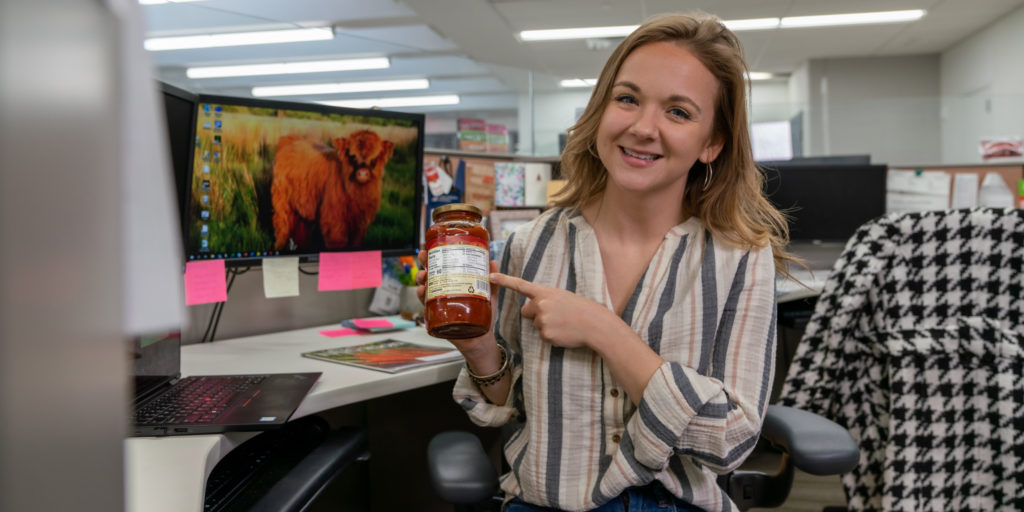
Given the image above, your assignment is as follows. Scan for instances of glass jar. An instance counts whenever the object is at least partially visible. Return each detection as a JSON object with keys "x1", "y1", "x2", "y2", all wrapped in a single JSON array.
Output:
[{"x1": 424, "y1": 203, "x2": 491, "y2": 339}]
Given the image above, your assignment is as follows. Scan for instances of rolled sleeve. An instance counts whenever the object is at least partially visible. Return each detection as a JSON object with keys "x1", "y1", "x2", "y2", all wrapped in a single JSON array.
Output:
[{"x1": 452, "y1": 364, "x2": 522, "y2": 427}]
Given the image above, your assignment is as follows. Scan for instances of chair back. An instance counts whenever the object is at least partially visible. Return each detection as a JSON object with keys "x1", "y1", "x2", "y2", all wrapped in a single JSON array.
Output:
[{"x1": 780, "y1": 208, "x2": 1024, "y2": 510}]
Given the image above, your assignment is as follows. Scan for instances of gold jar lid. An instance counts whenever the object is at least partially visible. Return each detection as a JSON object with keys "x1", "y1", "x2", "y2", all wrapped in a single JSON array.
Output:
[{"x1": 432, "y1": 203, "x2": 483, "y2": 221}]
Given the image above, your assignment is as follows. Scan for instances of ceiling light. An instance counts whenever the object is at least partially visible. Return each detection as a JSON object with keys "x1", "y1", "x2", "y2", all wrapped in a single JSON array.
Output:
[
  {"x1": 520, "y1": 25, "x2": 637, "y2": 41},
  {"x1": 560, "y1": 78, "x2": 597, "y2": 88},
  {"x1": 144, "y1": 27, "x2": 333, "y2": 51},
  {"x1": 780, "y1": 10, "x2": 926, "y2": 28},
  {"x1": 187, "y1": 58, "x2": 389, "y2": 79},
  {"x1": 318, "y1": 95, "x2": 460, "y2": 109},
  {"x1": 723, "y1": 18, "x2": 781, "y2": 31},
  {"x1": 520, "y1": 10, "x2": 925, "y2": 41},
  {"x1": 746, "y1": 72, "x2": 774, "y2": 81},
  {"x1": 252, "y1": 79, "x2": 429, "y2": 97}
]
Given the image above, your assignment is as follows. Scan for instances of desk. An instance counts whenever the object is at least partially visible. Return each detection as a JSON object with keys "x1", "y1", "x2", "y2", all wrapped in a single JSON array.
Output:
[{"x1": 125, "y1": 325, "x2": 461, "y2": 512}]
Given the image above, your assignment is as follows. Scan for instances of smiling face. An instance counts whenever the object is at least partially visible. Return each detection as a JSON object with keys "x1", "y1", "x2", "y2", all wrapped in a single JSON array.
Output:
[{"x1": 595, "y1": 41, "x2": 723, "y2": 201}]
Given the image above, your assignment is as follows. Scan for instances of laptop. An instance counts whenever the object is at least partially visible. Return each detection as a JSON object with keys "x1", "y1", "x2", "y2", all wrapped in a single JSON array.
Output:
[{"x1": 130, "y1": 332, "x2": 321, "y2": 437}]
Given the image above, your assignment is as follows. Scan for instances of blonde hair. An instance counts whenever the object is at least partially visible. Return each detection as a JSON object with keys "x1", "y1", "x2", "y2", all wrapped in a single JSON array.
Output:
[{"x1": 555, "y1": 12, "x2": 799, "y2": 274}]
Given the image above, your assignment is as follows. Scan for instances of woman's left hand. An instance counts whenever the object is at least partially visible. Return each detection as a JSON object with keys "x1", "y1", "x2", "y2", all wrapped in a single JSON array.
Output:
[{"x1": 489, "y1": 272, "x2": 617, "y2": 350}]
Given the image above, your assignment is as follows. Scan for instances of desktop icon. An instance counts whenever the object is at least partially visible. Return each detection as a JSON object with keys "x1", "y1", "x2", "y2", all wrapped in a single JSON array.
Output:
[
  {"x1": 202, "y1": 151, "x2": 210, "y2": 161},
  {"x1": 200, "y1": 240, "x2": 209, "y2": 250},
  {"x1": 214, "y1": 120, "x2": 222, "y2": 130},
  {"x1": 201, "y1": 179, "x2": 211, "y2": 191},
  {"x1": 203, "y1": 104, "x2": 210, "y2": 114},
  {"x1": 213, "y1": 135, "x2": 222, "y2": 145},
  {"x1": 214, "y1": 105, "x2": 223, "y2": 115},
  {"x1": 200, "y1": 224, "x2": 209, "y2": 236},
  {"x1": 203, "y1": 122, "x2": 211, "y2": 130},
  {"x1": 201, "y1": 210, "x2": 210, "y2": 220},
  {"x1": 202, "y1": 195, "x2": 209, "y2": 204},
  {"x1": 213, "y1": 151, "x2": 221, "y2": 162},
  {"x1": 203, "y1": 164, "x2": 210, "y2": 174}
]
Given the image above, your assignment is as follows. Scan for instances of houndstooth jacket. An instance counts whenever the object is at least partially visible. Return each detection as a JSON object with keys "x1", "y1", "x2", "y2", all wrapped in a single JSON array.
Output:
[{"x1": 778, "y1": 208, "x2": 1024, "y2": 511}]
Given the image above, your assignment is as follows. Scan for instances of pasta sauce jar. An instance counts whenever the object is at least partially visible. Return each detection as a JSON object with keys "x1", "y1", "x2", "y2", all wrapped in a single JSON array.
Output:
[{"x1": 424, "y1": 204, "x2": 491, "y2": 339}]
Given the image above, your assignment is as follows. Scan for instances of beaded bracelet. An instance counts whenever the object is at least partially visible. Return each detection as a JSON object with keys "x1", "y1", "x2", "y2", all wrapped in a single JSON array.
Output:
[{"x1": 466, "y1": 344, "x2": 509, "y2": 387}]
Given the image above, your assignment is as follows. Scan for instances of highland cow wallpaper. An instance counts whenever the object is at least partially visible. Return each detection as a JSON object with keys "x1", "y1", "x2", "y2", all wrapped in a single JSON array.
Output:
[{"x1": 184, "y1": 99, "x2": 421, "y2": 263}]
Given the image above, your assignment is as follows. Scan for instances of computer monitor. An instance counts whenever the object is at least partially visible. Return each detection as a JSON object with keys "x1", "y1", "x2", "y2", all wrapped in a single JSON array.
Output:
[
  {"x1": 158, "y1": 81, "x2": 198, "y2": 241},
  {"x1": 182, "y1": 94, "x2": 424, "y2": 266},
  {"x1": 761, "y1": 163, "x2": 887, "y2": 243}
]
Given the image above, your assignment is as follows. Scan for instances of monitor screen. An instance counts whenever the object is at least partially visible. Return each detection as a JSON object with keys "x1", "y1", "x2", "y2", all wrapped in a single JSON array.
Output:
[
  {"x1": 183, "y1": 94, "x2": 423, "y2": 265},
  {"x1": 761, "y1": 163, "x2": 887, "y2": 243},
  {"x1": 158, "y1": 81, "x2": 198, "y2": 241}
]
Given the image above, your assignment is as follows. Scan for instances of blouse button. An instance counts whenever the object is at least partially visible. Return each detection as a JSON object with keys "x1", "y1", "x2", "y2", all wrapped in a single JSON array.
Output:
[
  {"x1": 609, "y1": 388, "x2": 619, "y2": 398},
  {"x1": 612, "y1": 434, "x2": 621, "y2": 443}
]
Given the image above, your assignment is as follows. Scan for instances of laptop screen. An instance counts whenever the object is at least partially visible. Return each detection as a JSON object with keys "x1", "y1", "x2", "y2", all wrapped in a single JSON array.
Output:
[{"x1": 132, "y1": 331, "x2": 181, "y2": 399}]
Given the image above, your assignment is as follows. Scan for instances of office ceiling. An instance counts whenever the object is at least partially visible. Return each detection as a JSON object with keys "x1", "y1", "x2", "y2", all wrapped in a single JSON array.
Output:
[{"x1": 145, "y1": 0, "x2": 1024, "y2": 118}]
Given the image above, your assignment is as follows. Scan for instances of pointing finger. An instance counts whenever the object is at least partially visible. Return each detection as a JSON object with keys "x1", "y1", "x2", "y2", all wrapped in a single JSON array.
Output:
[{"x1": 489, "y1": 272, "x2": 542, "y2": 299}]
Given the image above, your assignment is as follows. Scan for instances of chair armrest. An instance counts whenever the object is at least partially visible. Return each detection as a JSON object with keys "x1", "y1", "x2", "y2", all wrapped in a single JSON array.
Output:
[
  {"x1": 761, "y1": 405, "x2": 859, "y2": 475},
  {"x1": 250, "y1": 426, "x2": 368, "y2": 512},
  {"x1": 428, "y1": 431, "x2": 499, "y2": 505}
]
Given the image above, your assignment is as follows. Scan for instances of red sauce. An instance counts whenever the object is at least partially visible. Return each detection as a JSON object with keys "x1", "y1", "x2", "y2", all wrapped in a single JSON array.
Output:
[{"x1": 424, "y1": 204, "x2": 491, "y2": 339}]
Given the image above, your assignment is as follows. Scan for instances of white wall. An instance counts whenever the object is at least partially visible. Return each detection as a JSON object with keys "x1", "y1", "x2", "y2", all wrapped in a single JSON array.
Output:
[
  {"x1": 518, "y1": 89, "x2": 593, "y2": 156},
  {"x1": 940, "y1": 5, "x2": 1024, "y2": 163},
  {"x1": 798, "y1": 55, "x2": 942, "y2": 166}
]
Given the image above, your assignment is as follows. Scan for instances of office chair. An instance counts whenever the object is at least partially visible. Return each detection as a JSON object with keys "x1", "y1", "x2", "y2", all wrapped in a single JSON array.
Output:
[
  {"x1": 428, "y1": 404, "x2": 858, "y2": 511},
  {"x1": 779, "y1": 207, "x2": 1024, "y2": 510}
]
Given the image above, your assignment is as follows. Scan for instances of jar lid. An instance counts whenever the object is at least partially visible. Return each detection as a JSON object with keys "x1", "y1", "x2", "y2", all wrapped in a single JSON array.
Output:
[{"x1": 432, "y1": 203, "x2": 482, "y2": 221}]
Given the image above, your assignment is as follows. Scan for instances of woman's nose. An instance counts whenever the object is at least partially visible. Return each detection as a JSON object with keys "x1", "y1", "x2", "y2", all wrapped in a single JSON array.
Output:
[{"x1": 628, "y1": 108, "x2": 658, "y2": 140}]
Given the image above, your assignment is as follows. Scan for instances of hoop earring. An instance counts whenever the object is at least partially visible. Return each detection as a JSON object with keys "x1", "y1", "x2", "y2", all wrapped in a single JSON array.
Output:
[{"x1": 702, "y1": 161, "x2": 713, "y2": 191}]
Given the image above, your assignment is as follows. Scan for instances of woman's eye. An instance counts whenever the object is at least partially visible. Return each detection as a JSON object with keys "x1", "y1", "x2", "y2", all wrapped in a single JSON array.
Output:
[
  {"x1": 614, "y1": 94, "x2": 637, "y2": 105},
  {"x1": 668, "y1": 107, "x2": 691, "y2": 120}
]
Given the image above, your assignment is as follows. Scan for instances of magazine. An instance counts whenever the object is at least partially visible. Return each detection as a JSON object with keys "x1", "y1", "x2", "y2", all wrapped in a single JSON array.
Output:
[{"x1": 302, "y1": 339, "x2": 462, "y2": 374}]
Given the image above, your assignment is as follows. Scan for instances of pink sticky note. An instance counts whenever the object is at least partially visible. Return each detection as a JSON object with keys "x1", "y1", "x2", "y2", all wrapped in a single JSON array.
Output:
[
  {"x1": 184, "y1": 260, "x2": 227, "y2": 305},
  {"x1": 351, "y1": 318, "x2": 395, "y2": 329},
  {"x1": 318, "y1": 251, "x2": 382, "y2": 291},
  {"x1": 319, "y1": 327, "x2": 360, "y2": 337}
]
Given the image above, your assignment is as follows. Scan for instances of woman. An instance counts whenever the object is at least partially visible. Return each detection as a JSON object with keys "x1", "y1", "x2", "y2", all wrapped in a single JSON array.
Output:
[{"x1": 418, "y1": 12, "x2": 796, "y2": 512}]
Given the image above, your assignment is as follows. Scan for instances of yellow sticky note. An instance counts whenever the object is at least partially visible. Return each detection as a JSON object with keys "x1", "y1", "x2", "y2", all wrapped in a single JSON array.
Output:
[{"x1": 262, "y1": 257, "x2": 300, "y2": 298}]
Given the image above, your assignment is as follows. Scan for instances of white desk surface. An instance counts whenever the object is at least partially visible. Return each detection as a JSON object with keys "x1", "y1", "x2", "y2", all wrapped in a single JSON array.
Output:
[
  {"x1": 125, "y1": 325, "x2": 461, "y2": 512},
  {"x1": 776, "y1": 268, "x2": 830, "y2": 303}
]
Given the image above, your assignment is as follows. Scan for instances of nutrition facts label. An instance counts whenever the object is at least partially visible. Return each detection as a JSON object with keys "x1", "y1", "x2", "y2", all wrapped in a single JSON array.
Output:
[{"x1": 426, "y1": 244, "x2": 489, "y2": 300}]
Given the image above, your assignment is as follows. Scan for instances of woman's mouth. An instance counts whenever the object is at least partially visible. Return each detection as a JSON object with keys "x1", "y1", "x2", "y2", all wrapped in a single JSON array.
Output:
[{"x1": 620, "y1": 146, "x2": 661, "y2": 162}]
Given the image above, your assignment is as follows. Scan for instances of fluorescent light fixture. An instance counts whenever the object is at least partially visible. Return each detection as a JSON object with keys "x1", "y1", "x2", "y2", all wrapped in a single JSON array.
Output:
[
  {"x1": 187, "y1": 58, "x2": 389, "y2": 79},
  {"x1": 318, "y1": 95, "x2": 460, "y2": 109},
  {"x1": 144, "y1": 27, "x2": 333, "y2": 51},
  {"x1": 520, "y1": 10, "x2": 925, "y2": 41},
  {"x1": 780, "y1": 9, "x2": 926, "y2": 28},
  {"x1": 520, "y1": 25, "x2": 637, "y2": 41},
  {"x1": 252, "y1": 79, "x2": 429, "y2": 97},
  {"x1": 560, "y1": 78, "x2": 597, "y2": 88},
  {"x1": 746, "y1": 72, "x2": 774, "y2": 81},
  {"x1": 139, "y1": 0, "x2": 204, "y2": 4},
  {"x1": 723, "y1": 18, "x2": 780, "y2": 31}
]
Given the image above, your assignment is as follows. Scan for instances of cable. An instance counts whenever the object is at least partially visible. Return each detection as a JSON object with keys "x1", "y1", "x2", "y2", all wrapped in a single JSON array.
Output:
[{"x1": 202, "y1": 266, "x2": 250, "y2": 342}]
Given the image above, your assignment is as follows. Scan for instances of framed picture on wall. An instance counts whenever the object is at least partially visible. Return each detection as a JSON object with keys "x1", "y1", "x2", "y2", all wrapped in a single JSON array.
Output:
[{"x1": 488, "y1": 208, "x2": 541, "y2": 259}]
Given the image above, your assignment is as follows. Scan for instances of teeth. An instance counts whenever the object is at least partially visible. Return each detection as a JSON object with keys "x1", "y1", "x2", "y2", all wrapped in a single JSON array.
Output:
[{"x1": 622, "y1": 147, "x2": 659, "y2": 161}]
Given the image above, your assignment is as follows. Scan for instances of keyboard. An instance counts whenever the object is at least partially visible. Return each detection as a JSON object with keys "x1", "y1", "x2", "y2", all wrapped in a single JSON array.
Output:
[
  {"x1": 135, "y1": 375, "x2": 267, "y2": 425},
  {"x1": 203, "y1": 415, "x2": 330, "y2": 512}
]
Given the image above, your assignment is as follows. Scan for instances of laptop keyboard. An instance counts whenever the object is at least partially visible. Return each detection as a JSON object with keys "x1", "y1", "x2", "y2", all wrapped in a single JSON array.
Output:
[{"x1": 135, "y1": 375, "x2": 267, "y2": 425}]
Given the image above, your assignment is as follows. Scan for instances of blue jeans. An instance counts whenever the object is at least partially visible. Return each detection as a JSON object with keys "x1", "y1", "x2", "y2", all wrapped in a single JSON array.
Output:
[{"x1": 504, "y1": 481, "x2": 705, "y2": 512}]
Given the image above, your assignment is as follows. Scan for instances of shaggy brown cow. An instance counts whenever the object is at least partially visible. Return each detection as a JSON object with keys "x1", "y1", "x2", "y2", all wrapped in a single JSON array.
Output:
[{"x1": 271, "y1": 130, "x2": 393, "y2": 251}]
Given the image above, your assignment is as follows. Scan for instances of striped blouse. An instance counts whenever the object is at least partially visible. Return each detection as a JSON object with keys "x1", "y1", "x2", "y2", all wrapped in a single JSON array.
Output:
[{"x1": 452, "y1": 207, "x2": 777, "y2": 512}]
